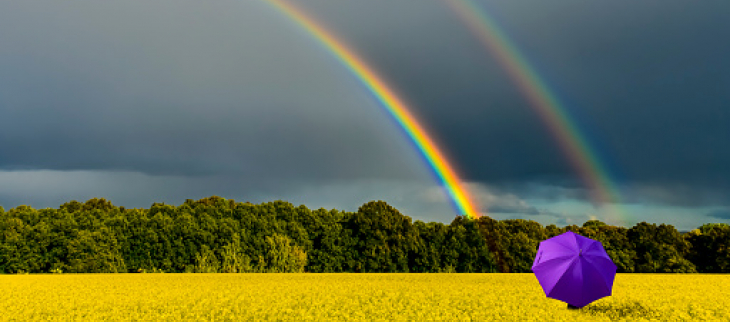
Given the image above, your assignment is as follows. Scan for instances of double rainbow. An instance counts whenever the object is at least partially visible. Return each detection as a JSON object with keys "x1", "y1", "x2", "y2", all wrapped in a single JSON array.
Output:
[{"x1": 265, "y1": 0, "x2": 481, "y2": 218}]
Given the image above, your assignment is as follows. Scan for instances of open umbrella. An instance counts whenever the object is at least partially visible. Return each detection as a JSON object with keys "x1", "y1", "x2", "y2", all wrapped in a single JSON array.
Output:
[{"x1": 531, "y1": 231, "x2": 617, "y2": 308}]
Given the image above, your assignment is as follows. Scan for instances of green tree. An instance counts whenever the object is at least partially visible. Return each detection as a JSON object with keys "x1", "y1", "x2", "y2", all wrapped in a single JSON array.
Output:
[
  {"x1": 474, "y1": 216, "x2": 511, "y2": 273},
  {"x1": 447, "y1": 217, "x2": 497, "y2": 273},
  {"x1": 194, "y1": 244, "x2": 220, "y2": 273},
  {"x1": 348, "y1": 201, "x2": 416, "y2": 272},
  {"x1": 306, "y1": 209, "x2": 352, "y2": 273},
  {"x1": 66, "y1": 228, "x2": 126, "y2": 273},
  {"x1": 590, "y1": 225, "x2": 635, "y2": 273},
  {"x1": 220, "y1": 233, "x2": 252, "y2": 273},
  {"x1": 410, "y1": 221, "x2": 446, "y2": 272},
  {"x1": 264, "y1": 234, "x2": 307, "y2": 273},
  {"x1": 490, "y1": 219, "x2": 544, "y2": 273},
  {"x1": 628, "y1": 222, "x2": 696, "y2": 273},
  {"x1": 685, "y1": 223, "x2": 730, "y2": 273},
  {"x1": 583, "y1": 220, "x2": 608, "y2": 230},
  {"x1": 0, "y1": 216, "x2": 33, "y2": 273}
]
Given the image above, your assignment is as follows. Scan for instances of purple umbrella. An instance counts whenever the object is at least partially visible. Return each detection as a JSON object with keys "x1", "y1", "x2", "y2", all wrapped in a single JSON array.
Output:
[{"x1": 531, "y1": 231, "x2": 617, "y2": 308}]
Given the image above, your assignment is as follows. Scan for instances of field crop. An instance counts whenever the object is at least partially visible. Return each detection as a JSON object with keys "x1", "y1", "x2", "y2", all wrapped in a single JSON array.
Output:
[{"x1": 1, "y1": 273, "x2": 728, "y2": 321}]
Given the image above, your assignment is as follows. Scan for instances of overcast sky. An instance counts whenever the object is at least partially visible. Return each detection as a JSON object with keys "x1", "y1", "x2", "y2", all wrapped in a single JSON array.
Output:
[{"x1": 1, "y1": 0, "x2": 728, "y2": 231}]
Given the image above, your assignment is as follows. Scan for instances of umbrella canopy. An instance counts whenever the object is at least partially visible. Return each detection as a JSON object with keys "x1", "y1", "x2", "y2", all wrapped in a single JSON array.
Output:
[{"x1": 531, "y1": 231, "x2": 617, "y2": 308}]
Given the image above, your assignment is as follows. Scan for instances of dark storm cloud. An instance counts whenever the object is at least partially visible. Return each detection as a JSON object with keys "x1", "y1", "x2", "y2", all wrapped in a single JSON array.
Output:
[
  {"x1": 294, "y1": 0, "x2": 730, "y2": 207},
  {"x1": 488, "y1": 205, "x2": 539, "y2": 215},
  {"x1": 0, "y1": 0, "x2": 428, "y2": 187},
  {"x1": 707, "y1": 209, "x2": 730, "y2": 220},
  {"x1": 299, "y1": 0, "x2": 570, "y2": 183},
  {"x1": 486, "y1": 204, "x2": 563, "y2": 218},
  {"x1": 481, "y1": 193, "x2": 563, "y2": 218},
  {"x1": 0, "y1": 170, "x2": 454, "y2": 219},
  {"x1": 1, "y1": 0, "x2": 729, "y2": 222}
]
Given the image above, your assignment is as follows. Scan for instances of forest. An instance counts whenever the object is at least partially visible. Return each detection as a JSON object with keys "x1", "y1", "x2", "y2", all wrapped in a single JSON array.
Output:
[{"x1": 1, "y1": 196, "x2": 728, "y2": 274}]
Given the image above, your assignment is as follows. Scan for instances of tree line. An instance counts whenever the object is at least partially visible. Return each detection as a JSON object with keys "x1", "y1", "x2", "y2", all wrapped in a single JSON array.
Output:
[{"x1": 1, "y1": 196, "x2": 728, "y2": 274}]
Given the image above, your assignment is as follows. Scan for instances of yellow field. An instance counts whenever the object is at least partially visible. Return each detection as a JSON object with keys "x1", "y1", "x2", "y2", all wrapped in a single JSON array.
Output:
[{"x1": 1, "y1": 273, "x2": 728, "y2": 321}]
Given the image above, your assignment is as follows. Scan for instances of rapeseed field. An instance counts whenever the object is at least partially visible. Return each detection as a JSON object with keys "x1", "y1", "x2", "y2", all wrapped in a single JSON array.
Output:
[{"x1": 1, "y1": 273, "x2": 728, "y2": 321}]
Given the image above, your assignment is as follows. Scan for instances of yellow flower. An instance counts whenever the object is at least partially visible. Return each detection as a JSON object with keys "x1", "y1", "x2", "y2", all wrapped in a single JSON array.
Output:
[{"x1": 0, "y1": 273, "x2": 728, "y2": 321}]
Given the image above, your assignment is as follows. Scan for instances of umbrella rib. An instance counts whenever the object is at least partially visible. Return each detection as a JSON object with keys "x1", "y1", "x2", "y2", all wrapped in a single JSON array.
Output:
[
  {"x1": 583, "y1": 254, "x2": 617, "y2": 270},
  {"x1": 551, "y1": 235, "x2": 579, "y2": 253},
  {"x1": 581, "y1": 255, "x2": 613, "y2": 302},
  {"x1": 532, "y1": 254, "x2": 575, "y2": 270},
  {"x1": 581, "y1": 255, "x2": 617, "y2": 290},
  {"x1": 582, "y1": 241, "x2": 602, "y2": 255},
  {"x1": 546, "y1": 256, "x2": 580, "y2": 299}
]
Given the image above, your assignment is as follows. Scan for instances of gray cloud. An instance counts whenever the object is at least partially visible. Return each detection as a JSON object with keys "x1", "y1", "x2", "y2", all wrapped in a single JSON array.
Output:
[
  {"x1": 299, "y1": 1, "x2": 730, "y2": 194},
  {"x1": 0, "y1": 169, "x2": 454, "y2": 222},
  {"x1": 1, "y1": 0, "x2": 728, "y2": 229},
  {"x1": 707, "y1": 209, "x2": 730, "y2": 220},
  {"x1": 461, "y1": 183, "x2": 563, "y2": 218},
  {"x1": 487, "y1": 205, "x2": 539, "y2": 215},
  {"x1": 0, "y1": 0, "x2": 429, "y2": 184}
]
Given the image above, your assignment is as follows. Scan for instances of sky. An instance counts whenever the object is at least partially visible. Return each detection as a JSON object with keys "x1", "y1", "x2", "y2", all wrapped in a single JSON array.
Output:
[{"x1": 1, "y1": 0, "x2": 729, "y2": 231}]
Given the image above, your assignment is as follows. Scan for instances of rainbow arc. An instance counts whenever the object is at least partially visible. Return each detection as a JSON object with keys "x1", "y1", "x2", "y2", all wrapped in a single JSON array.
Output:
[
  {"x1": 444, "y1": 0, "x2": 626, "y2": 226},
  {"x1": 265, "y1": 0, "x2": 482, "y2": 219}
]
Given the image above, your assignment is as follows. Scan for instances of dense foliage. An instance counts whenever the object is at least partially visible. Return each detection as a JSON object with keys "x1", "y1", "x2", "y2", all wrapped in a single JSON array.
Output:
[{"x1": 1, "y1": 197, "x2": 728, "y2": 273}]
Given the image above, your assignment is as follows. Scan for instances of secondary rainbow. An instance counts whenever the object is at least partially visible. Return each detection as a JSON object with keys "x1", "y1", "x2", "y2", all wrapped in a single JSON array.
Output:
[
  {"x1": 444, "y1": 0, "x2": 626, "y2": 225},
  {"x1": 264, "y1": 0, "x2": 481, "y2": 218}
]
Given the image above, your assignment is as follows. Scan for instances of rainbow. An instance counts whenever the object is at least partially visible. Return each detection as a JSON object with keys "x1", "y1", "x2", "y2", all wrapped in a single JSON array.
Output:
[
  {"x1": 264, "y1": 0, "x2": 481, "y2": 218},
  {"x1": 444, "y1": 0, "x2": 625, "y2": 225}
]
